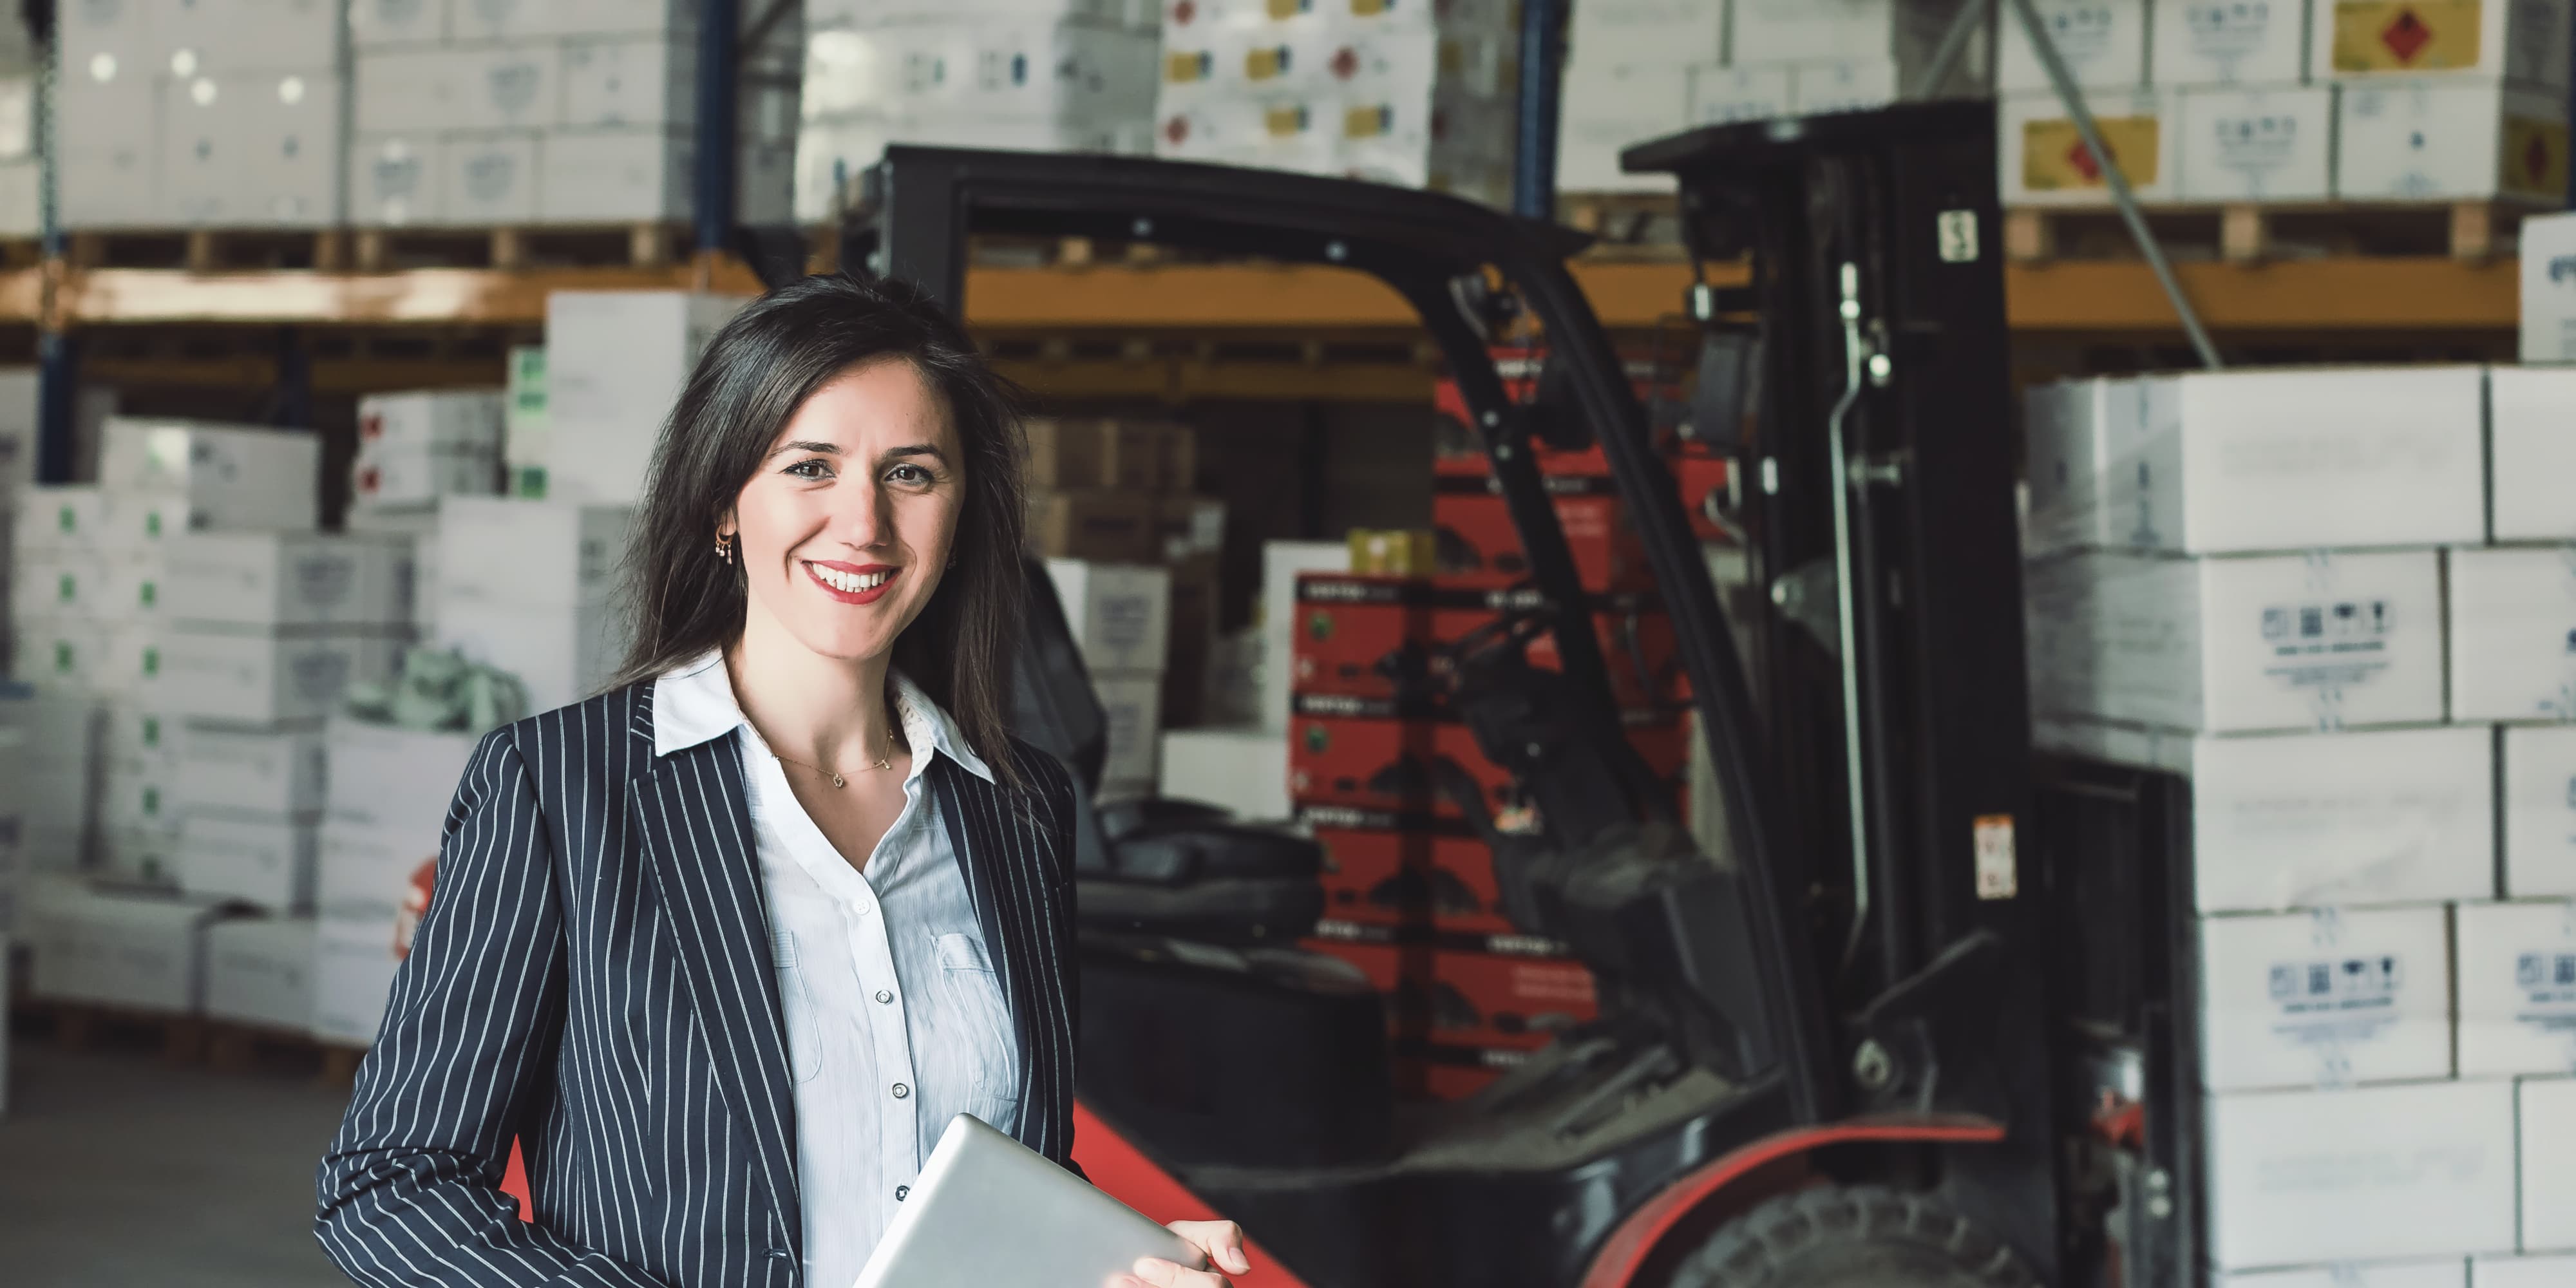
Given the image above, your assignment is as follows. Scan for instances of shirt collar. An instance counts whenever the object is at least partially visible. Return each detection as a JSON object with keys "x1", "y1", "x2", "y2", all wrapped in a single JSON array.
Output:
[{"x1": 652, "y1": 650, "x2": 994, "y2": 784}]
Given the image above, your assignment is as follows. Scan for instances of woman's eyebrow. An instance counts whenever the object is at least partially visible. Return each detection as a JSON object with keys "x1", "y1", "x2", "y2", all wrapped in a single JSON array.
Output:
[
  {"x1": 880, "y1": 444, "x2": 949, "y2": 464},
  {"x1": 765, "y1": 439, "x2": 843, "y2": 460}
]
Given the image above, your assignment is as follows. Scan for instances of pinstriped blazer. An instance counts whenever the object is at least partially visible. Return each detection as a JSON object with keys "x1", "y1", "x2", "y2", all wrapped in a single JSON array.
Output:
[{"x1": 314, "y1": 680, "x2": 1080, "y2": 1288}]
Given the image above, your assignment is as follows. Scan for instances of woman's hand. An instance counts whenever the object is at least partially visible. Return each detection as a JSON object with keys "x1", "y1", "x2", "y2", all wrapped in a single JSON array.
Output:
[{"x1": 1117, "y1": 1220, "x2": 1253, "y2": 1287}]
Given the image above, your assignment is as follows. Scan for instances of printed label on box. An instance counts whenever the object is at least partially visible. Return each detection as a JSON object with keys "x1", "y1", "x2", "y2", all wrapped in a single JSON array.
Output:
[
  {"x1": 2258, "y1": 592, "x2": 2395, "y2": 719},
  {"x1": 2333, "y1": 0, "x2": 2483, "y2": 73},
  {"x1": 2022, "y1": 115, "x2": 2161, "y2": 190}
]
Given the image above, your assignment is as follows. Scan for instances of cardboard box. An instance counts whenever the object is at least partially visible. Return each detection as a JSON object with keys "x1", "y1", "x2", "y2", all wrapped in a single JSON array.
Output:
[
  {"x1": 318, "y1": 820, "x2": 439, "y2": 922},
  {"x1": 97, "y1": 419, "x2": 320, "y2": 533},
  {"x1": 13, "y1": 486, "x2": 108, "y2": 554},
  {"x1": 1564, "y1": 0, "x2": 1723, "y2": 67},
  {"x1": 1315, "y1": 819, "x2": 1511, "y2": 936},
  {"x1": 2213, "y1": 1264, "x2": 2464, "y2": 1288},
  {"x1": 2476, "y1": 1256, "x2": 2576, "y2": 1286},
  {"x1": 359, "y1": 390, "x2": 505, "y2": 457},
  {"x1": 2313, "y1": 0, "x2": 2570, "y2": 86},
  {"x1": 560, "y1": 35, "x2": 692, "y2": 129},
  {"x1": 434, "y1": 496, "x2": 631, "y2": 611},
  {"x1": 2505, "y1": 725, "x2": 2576, "y2": 898},
  {"x1": 162, "y1": 533, "x2": 413, "y2": 631},
  {"x1": 1260, "y1": 540, "x2": 1350, "y2": 730},
  {"x1": 2488, "y1": 366, "x2": 2576, "y2": 538},
  {"x1": 2022, "y1": 548, "x2": 2447, "y2": 734},
  {"x1": 1158, "y1": 726, "x2": 1291, "y2": 820},
  {"x1": 1425, "y1": 949, "x2": 1597, "y2": 1050},
  {"x1": 8, "y1": 618, "x2": 114, "y2": 692},
  {"x1": 2335, "y1": 80, "x2": 2568, "y2": 202},
  {"x1": 156, "y1": 629, "x2": 406, "y2": 726},
  {"x1": 2197, "y1": 905, "x2": 2454, "y2": 1091},
  {"x1": 350, "y1": 133, "x2": 437, "y2": 224},
  {"x1": 8, "y1": 552, "x2": 109, "y2": 623},
  {"x1": 433, "y1": 598, "x2": 625, "y2": 713},
  {"x1": 350, "y1": 0, "x2": 451, "y2": 49},
  {"x1": 2020, "y1": 377, "x2": 2115, "y2": 557},
  {"x1": 2000, "y1": 89, "x2": 2176, "y2": 206},
  {"x1": 1685, "y1": 64, "x2": 1793, "y2": 128},
  {"x1": 1555, "y1": 62, "x2": 1686, "y2": 193},
  {"x1": 1024, "y1": 417, "x2": 1109, "y2": 492},
  {"x1": 2178, "y1": 86, "x2": 2338, "y2": 202},
  {"x1": 2520, "y1": 213, "x2": 2576, "y2": 366},
  {"x1": 27, "y1": 881, "x2": 223, "y2": 1012},
  {"x1": 100, "y1": 753, "x2": 182, "y2": 838},
  {"x1": 2034, "y1": 722, "x2": 2496, "y2": 913},
  {"x1": 2450, "y1": 548, "x2": 2576, "y2": 722},
  {"x1": 354, "y1": 446, "x2": 498, "y2": 509},
  {"x1": 178, "y1": 725, "x2": 328, "y2": 819},
  {"x1": 2521, "y1": 1076, "x2": 2576, "y2": 1251},
  {"x1": 543, "y1": 292, "x2": 745, "y2": 504},
  {"x1": 2204, "y1": 1079, "x2": 2517, "y2": 1269},
  {"x1": 1729, "y1": 0, "x2": 1980, "y2": 68},
  {"x1": 99, "y1": 824, "x2": 182, "y2": 887},
  {"x1": 1997, "y1": 0, "x2": 2153, "y2": 93},
  {"x1": 2455, "y1": 900, "x2": 2576, "y2": 1076},
  {"x1": 1046, "y1": 560, "x2": 1171, "y2": 675},
  {"x1": 2157, "y1": 0, "x2": 2315, "y2": 86},
  {"x1": 1291, "y1": 705, "x2": 1688, "y2": 818},
  {"x1": 326, "y1": 719, "x2": 482, "y2": 839},
  {"x1": 536, "y1": 126, "x2": 687, "y2": 222},
  {"x1": 312, "y1": 913, "x2": 405, "y2": 1045},
  {"x1": 179, "y1": 814, "x2": 319, "y2": 911},
  {"x1": 446, "y1": 131, "x2": 541, "y2": 224},
  {"x1": 205, "y1": 915, "x2": 318, "y2": 1032},
  {"x1": 1030, "y1": 492, "x2": 1160, "y2": 562},
  {"x1": 1095, "y1": 670, "x2": 1164, "y2": 793},
  {"x1": 1790, "y1": 60, "x2": 1902, "y2": 116}
]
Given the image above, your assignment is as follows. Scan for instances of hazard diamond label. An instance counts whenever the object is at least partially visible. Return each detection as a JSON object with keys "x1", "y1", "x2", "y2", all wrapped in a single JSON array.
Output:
[{"x1": 2380, "y1": 8, "x2": 2433, "y2": 63}]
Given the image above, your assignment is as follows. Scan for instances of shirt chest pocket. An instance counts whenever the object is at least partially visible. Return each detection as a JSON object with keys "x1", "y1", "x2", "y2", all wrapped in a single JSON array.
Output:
[
  {"x1": 935, "y1": 932, "x2": 1020, "y2": 1106},
  {"x1": 770, "y1": 929, "x2": 824, "y2": 1085}
]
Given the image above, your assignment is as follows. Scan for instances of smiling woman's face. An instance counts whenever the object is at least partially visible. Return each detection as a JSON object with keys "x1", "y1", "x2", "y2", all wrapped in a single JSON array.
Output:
[{"x1": 722, "y1": 359, "x2": 965, "y2": 666}]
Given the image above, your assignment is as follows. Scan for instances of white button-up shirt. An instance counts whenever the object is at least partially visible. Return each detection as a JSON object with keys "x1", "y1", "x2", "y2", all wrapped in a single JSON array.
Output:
[{"x1": 654, "y1": 652, "x2": 1023, "y2": 1287}]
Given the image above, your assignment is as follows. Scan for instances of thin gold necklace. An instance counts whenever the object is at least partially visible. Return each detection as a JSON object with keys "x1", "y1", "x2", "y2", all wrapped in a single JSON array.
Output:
[{"x1": 773, "y1": 716, "x2": 897, "y2": 789}]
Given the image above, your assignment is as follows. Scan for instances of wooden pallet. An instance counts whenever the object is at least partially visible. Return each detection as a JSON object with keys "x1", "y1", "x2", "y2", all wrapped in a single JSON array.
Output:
[
  {"x1": 23, "y1": 1000, "x2": 209, "y2": 1064},
  {"x1": 16, "y1": 999, "x2": 369, "y2": 1085},
  {"x1": 2003, "y1": 200, "x2": 2544, "y2": 267},
  {"x1": 1559, "y1": 192, "x2": 1685, "y2": 260},
  {"x1": 57, "y1": 222, "x2": 689, "y2": 273}
]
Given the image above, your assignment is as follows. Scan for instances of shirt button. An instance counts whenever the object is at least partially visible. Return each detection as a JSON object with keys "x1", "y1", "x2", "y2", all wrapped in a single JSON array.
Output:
[
  {"x1": 875, "y1": 989, "x2": 894, "y2": 1005},
  {"x1": 891, "y1": 1083, "x2": 910, "y2": 1099},
  {"x1": 895, "y1": 1186, "x2": 910, "y2": 1202}
]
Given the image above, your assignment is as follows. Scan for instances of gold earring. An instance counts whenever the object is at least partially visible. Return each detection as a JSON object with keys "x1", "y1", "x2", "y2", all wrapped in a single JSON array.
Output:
[{"x1": 715, "y1": 532, "x2": 734, "y2": 563}]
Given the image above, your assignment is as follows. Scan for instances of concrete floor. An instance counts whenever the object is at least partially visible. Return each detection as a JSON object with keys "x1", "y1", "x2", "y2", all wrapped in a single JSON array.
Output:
[{"x1": 0, "y1": 1040, "x2": 355, "y2": 1288}]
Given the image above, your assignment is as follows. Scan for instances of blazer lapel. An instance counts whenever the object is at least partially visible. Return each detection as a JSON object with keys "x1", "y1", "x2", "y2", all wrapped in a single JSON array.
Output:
[
  {"x1": 929, "y1": 757, "x2": 1075, "y2": 1166},
  {"x1": 630, "y1": 735, "x2": 804, "y2": 1256}
]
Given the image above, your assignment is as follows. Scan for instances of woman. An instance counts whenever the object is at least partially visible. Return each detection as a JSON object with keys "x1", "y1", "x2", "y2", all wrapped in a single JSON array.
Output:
[{"x1": 317, "y1": 272, "x2": 1250, "y2": 1288}]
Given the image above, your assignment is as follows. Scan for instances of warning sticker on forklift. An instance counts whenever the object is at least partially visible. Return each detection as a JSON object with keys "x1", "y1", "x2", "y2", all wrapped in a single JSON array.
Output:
[{"x1": 1974, "y1": 815, "x2": 2016, "y2": 900}]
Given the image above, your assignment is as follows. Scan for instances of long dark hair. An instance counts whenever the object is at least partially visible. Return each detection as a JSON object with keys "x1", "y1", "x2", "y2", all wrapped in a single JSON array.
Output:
[{"x1": 614, "y1": 271, "x2": 1029, "y2": 791}]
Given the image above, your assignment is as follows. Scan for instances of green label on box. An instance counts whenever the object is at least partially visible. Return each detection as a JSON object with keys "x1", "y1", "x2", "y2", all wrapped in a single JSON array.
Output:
[
  {"x1": 140, "y1": 582, "x2": 155, "y2": 608},
  {"x1": 143, "y1": 647, "x2": 159, "y2": 676},
  {"x1": 516, "y1": 466, "x2": 548, "y2": 499},
  {"x1": 1304, "y1": 725, "x2": 1329, "y2": 753},
  {"x1": 56, "y1": 573, "x2": 73, "y2": 602},
  {"x1": 146, "y1": 511, "x2": 162, "y2": 538},
  {"x1": 55, "y1": 506, "x2": 73, "y2": 533},
  {"x1": 144, "y1": 716, "x2": 160, "y2": 746},
  {"x1": 143, "y1": 786, "x2": 159, "y2": 815},
  {"x1": 53, "y1": 642, "x2": 72, "y2": 672}
]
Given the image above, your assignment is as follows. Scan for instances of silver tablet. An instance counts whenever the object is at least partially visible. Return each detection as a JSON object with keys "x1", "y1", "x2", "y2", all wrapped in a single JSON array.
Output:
[{"x1": 852, "y1": 1114, "x2": 1209, "y2": 1288}]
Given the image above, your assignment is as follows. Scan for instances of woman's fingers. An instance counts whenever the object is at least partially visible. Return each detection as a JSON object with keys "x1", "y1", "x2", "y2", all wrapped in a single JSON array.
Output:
[
  {"x1": 1164, "y1": 1220, "x2": 1253, "y2": 1276},
  {"x1": 1129, "y1": 1256, "x2": 1229, "y2": 1287}
]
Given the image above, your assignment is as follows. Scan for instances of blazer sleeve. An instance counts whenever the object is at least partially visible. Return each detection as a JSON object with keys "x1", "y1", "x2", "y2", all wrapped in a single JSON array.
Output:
[
  {"x1": 314, "y1": 728, "x2": 668, "y2": 1288},
  {"x1": 1037, "y1": 750, "x2": 1086, "y2": 1183}
]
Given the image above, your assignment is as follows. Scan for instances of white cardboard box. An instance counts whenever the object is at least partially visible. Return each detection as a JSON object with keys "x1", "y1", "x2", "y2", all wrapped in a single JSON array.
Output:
[
  {"x1": 2215, "y1": 1264, "x2": 2464, "y2": 1288},
  {"x1": 8, "y1": 618, "x2": 113, "y2": 692},
  {"x1": 2505, "y1": 725, "x2": 2576, "y2": 898},
  {"x1": 2448, "y1": 547, "x2": 2576, "y2": 723},
  {"x1": 1159, "y1": 725, "x2": 1291, "y2": 820},
  {"x1": 99, "y1": 824, "x2": 182, "y2": 887},
  {"x1": 2204, "y1": 1079, "x2": 2518, "y2": 1270},
  {"x1": 2155, "y1": 0, "x2": 2313, "y2": 86},
  {"x1": 1728, "y1": 0, "x2": 1978, "y2": 68},
  {"x1": 2199, "y1": 905, "x2": 2454, "y2": 1092},
  {"x1": 1095, "y1": 670, "x2": 1164, "y2": 793},
  {"x1": 28, "y1": 881, "x2": 223, "y2": 1012},
  {"x1": 433, "y1": 496, "x2": 631, "y2": 611},
  {"x1": 2520, "y1": 213, "x2": 2576, "y2": 366},
  {"x1": 162, "y1": 533, "x2": 413, "y2": 631},
  {"x1": 178, "y1": 724, "x2": 328, "y2": 819},
  {"x1": 179, "y1": 814, "x2": 319, "y2": 911},
  {"x1": 2335, "y1": 79, "x2": 2568, "y2": 202},
  {"x1": 156, "y1": 629, "x2": 407, "y2": 726},
  {"x1": 318, "y1": 820, "x2": 439, "y2": 922},
  {"x1": 359, "y1": 389, "x2": 504, "y2": 457},
  {"x1": 1996, "y1": 0, "x2": 2153, "y2": 93},
  {"x1": 313, "y1": 913, "x2": 405, "y2": 1045},
  {"x1": 325, "y1": 719, "x2": 482, "y2": 839},
  {"x1": 99, "y1": 419, "x2": 319, "y2": 529},
  {"x1": 2177, "y1": 85, "x2": 2338, "y2": 203},
  {"x1": 1790, "y1": 60, "x2": 1902, "y2": 117},
  {"x1": 2456, "y1": 900, "x2": 2576, "y2": 1077},
  {"x1": 100, "y1": 753, "x2": 182, "y2": 838},
  {"x1": 350, "y1": 133, "x2": 438, "y2": 224},
  {"x1": 1564, "y1": 0, "x2": 1724, "y2": 67},
  {"x1": 1685, "y1": 64, "x2": 1793, "y2": 128},
  {"x1": 560, "y1": 35, "x2": 692, "y2": 129},
  {"x1": 1555, "y1": 62, "x2": 1688, "y2": 193},
  {"x1": 1046, "y1": 560, "x2": 1173, "y2": 675},
  {"x1": 354, "y1": 444, "x2": 498, "y2": 509},
  {"x1": 2000, "y1": 89, "x2": 2177, "y2": 207},
  {"x1": 2112, "y1": 367, "x2": 2488, "y2": 554},
  {"x1": 1260, "y1": 540, "x2": 1349, "y2": 731},
  {"x1": 2489, "y1": 366, "x2": 2576, "y2": 538},
  {"x1": 2032, "y1": 722, "x2": 2496, "y2": 913},
  {"x1": 445, "y1": 131, "x2": 542, "y2": 225},
  {"x1": 205, "y1": 916, "x2": 318, "y2": 1032},
  {"x1": 2475, "y1": 1255, "x2": 2576, "y2": 1285},
  {"x1": 2310, "y1": 0, "x2": 2570, "y2": 87},
  {"x1": 543, "y1": 291, "x2": 745, "y2": 504},
  {"x1": 433, "y1": 598, "x2": 624, "y2": 714},
  {"x1": 8, "y1": 552, "x2": 108, "y2": 622},
  {"x1": 2023, "y1": 549, "x2": 2448, "y2": 734},
  {"x1": 12, "y1": 486, "x2": 108, "y2": 554},
  {"x1": 2521, "y1": 1076, "x2": 2576, "y2": 1251}
]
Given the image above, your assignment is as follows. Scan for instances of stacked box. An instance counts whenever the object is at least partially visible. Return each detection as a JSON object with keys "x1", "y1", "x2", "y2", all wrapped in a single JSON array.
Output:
[
  {"x1": 1153, "y1": 0, "x2": 1515, "y2": 205},
  {"x1": 795, "y1": 0, "x2": 1157, "y2": 223},
  {"x1": 25, "y1": 874, "x2": 225, "y2": 1014},
  {"x1": 1556, "y1": 0, "x2": 1719, "y2": 193},
  {"x1": 0, "y1": 687, "x2": 104, "y2": 885},
  {"x1": 348, "y1": 0, "x2": 798, "y2": 226},
  {"x1": 315, "y1": 717, "x2": 479, "y2": 1047},
  {"x1": 1048, "y1": 558, "x2": 1171, "y2": 799},
  {"x1": 433, "y1": 496, "x2": 631, "y2": 712},
  {"x1": 58, "y1": 0, "x2": 348, "y2": 228},
  {"x1": 504, "y1": 346, "x2": 549, "y2": 499},
  {"x1": 2025, "y1": 360, "x2": 2576, "y2": 1278},
  {"x1": 205, "y1": 914, "x2": 319, "y2": 1031},
  {"x1": 2319, "y1": 0, "x2": 2568, "y2": 203},
  {"x1": 352, "y1": 389, "x2": 505, "y2": 513},
  {"x1": 1734, "y1": 0, "x2": 1991, "y2": 114},
  {"x1": 544, "y1": 290, "x2": 745, "y2": 506}
]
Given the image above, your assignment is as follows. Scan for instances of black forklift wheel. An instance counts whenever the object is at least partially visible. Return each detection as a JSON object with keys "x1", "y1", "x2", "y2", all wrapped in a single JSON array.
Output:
[{"x1": 1667, "y1": 1186, "x2": 2036, "y2": 1288}]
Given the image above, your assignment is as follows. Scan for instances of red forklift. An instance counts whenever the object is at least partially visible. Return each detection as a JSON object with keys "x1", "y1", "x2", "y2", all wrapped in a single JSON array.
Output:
[{"x1": 822, "y1": 100, "x2": 2170, "y2": 1288}]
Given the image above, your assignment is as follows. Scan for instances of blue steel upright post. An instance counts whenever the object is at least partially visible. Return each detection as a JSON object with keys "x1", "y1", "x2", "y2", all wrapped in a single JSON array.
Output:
[
  {"x1": 1512, "y1": 0, "x2": 1569, "y2": 221},
  {"x1": 694, "y1": 0, "x2": 743, "y2": 261}
]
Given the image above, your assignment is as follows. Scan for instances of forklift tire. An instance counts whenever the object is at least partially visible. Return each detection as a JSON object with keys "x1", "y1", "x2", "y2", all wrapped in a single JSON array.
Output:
[{"x1": 1665, "y1": 1184, "x2": 2036, "y2": 1288}]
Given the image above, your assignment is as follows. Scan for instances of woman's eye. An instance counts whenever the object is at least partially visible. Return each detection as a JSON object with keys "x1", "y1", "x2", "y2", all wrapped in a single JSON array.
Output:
[
  {"x1": 887, "y1": 464, "x2": 931, "y2": 485},
  {"x1": 786, "y1": 459, "x2": 832, "y2": 480}
]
